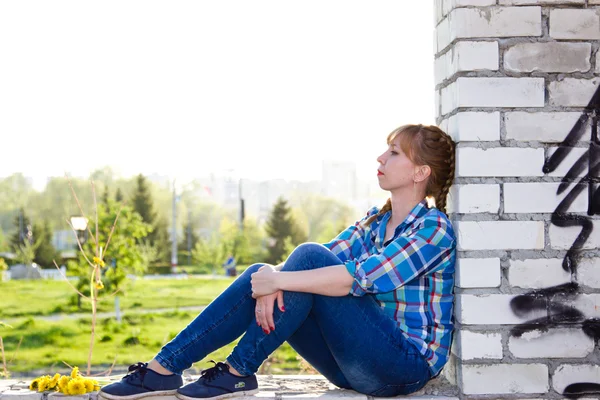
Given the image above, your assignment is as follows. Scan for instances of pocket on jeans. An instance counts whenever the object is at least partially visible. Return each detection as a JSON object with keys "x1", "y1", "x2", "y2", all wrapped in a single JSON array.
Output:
[{"x1": 369, "y1": 379, "x2": 427, "y2": 398}]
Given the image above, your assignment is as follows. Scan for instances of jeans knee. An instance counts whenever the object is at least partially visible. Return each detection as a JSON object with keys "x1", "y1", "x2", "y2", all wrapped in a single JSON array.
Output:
[{"x1": 284, "y1": 243, "x2": 339, "y2": 271}]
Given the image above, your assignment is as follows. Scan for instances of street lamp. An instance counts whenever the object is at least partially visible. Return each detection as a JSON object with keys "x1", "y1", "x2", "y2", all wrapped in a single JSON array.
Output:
[{"x1": 70, "y1": 216, "x2": 89, "y2": 245}]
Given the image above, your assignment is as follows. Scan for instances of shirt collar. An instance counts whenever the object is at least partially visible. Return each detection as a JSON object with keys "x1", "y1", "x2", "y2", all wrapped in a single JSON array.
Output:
[{"x1": 371, "y1": 198, "x2": 430, "y2": 245}]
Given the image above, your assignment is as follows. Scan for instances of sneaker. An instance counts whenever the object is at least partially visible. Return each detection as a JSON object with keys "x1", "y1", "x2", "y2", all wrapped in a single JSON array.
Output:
[
  {"x1": 99, "y1": 362, "x2": 183, "y2": 400},
  {"x1": 176, "y1": 361, "x2": 258, "y2": 400}
]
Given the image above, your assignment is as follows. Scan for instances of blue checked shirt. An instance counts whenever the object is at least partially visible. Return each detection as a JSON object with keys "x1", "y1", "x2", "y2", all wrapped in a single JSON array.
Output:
[{"x1": 322, "y1": 199, "x2": 456, "y2": 376}]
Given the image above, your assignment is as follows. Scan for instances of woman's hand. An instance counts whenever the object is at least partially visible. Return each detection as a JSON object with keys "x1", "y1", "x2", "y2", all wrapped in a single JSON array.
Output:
[
  {"x1": 254, "y1": 290, "x2": 285, "y2": 333},
  {"x1": 251, "y1": 265, "x2": 280, "y2": 298}
]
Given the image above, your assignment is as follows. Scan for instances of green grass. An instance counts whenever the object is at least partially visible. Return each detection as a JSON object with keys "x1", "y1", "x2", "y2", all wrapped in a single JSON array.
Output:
[
  {"x1": 0, "y1": 276, "x2": 314, "y2": 377},
  {"x1": 0, "y1": 311, "x2": 305, "y2": 376},
  {"x1": 0, "y1": 276, "x2": 235, "y2": 319}
]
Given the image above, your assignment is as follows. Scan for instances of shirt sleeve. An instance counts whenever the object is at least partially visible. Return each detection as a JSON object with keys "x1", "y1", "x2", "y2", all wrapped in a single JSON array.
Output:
[
  {"x1": 345, "y1": 216, "x2": 455, "y2": 296},
  {"x1": 322, "y1": 206, "x2": 378, "y2": 263}
]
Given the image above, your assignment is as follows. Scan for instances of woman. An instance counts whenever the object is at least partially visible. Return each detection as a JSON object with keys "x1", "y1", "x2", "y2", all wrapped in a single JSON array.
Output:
[{"x1": 99, "y1": 124, "x2": 457, "y2": 400}]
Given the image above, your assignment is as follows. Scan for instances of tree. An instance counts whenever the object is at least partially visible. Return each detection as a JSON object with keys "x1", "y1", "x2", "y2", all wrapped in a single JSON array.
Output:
[
  {"x1": 9, "y1": 208, "x2": 32, "y2": 252},
  {"x1": 192, "y1": 233, "x2": 225, "y2": 274},
  {"x1": 32, "y1": 221, "x2": 59, "y2": 268},
  {"x1": 0, "y1": 227, "x2": 8, "y2": 253},
  {"x1": 68, "y1": 198, "x2": 150, "y2": 303},
  {"x1": 115, "y1": 188, "x2": 124, "y2": 203},
  {"x1": 264, "y1": 197, "x2": 307, "y2": 264},
  {"x1": 131, "y1": 175, "x2": 170, "y2": 264}
]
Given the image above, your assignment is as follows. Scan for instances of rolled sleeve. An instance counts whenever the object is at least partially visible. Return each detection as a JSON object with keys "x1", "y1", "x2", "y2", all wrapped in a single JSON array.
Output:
[{"x1": 346, "y1": 220, "x2": 454, "y2": 296}]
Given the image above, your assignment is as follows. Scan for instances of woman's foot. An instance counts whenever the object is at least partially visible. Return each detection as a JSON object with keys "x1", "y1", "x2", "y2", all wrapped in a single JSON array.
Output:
[
  {"x1": 99, "y1": 362, "x2": 183, "y2": 400},
  {"x1": 176, "y1": 361, "x2": 258, "y2": 400}
]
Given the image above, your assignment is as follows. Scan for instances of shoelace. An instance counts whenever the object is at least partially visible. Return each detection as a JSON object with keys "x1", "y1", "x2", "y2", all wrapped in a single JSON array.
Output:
[
  {"x1": 125, "y1": 362, "x2": 149, "y2": 384},
  {"x1": 199, "y1": 360, "x2": 228, "y2": 382}
]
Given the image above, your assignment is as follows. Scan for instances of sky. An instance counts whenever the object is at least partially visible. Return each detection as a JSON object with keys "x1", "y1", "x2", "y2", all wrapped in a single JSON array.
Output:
[{"x1": 0, "y1": 1, "x2": 435, "y2": 190}]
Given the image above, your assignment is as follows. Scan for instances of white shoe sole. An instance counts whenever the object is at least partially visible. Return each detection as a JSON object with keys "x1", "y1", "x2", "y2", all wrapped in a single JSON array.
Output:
[
  {"x1": 175, "y1": 389, "x2": 259, "y2": 400},
  {"x1": 99, "y1": 390, "x2": 179, "y2": 400}
]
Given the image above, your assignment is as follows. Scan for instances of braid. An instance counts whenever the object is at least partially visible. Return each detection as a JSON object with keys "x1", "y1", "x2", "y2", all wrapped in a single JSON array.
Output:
[
  {"x1": 434, "y1": 133, "x2": 455, "y2": 215},
  {"x1": 364, "y1": 198, "x2": 391, "y2": 227}
]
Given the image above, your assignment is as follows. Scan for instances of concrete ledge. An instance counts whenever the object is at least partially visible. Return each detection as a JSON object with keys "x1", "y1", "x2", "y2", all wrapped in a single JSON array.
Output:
[{"x1": 0, "y1": 376, "x2": 458, "y2": 400}]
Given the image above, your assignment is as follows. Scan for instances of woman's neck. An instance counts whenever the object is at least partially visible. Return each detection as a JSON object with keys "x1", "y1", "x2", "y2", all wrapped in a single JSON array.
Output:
[{"x1": 388, "y1": 192, "x2": 425, "y2": 227}]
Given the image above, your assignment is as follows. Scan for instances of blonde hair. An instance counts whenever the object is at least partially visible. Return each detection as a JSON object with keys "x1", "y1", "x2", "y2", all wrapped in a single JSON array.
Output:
[{"x1": 366, "y1": 124, "x2": 456, "y2": 225}]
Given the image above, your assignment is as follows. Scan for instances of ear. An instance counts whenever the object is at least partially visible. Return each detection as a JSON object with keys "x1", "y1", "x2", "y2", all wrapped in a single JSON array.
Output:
[{"x1": 413, "y1": 165, "x2": 431, "y2": 183}]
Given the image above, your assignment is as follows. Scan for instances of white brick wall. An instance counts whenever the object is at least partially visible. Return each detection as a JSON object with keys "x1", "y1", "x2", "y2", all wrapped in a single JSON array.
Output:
[
  {"x1": 442, "y1": 77, "x2": 544, "y2": 114},
  {"x1": 504, "y1": 42, "x2": 591, "y2": 73},
  {"x1": 456, "y1": 148, "x2": 544, "y2": 177},
  {"x1": 561, "y1": 294, "x2": 600, "y2": 319},
  {"x1": 453, "y1": 7, "x2": 542, "y2": 39},
  {"x1": 457, "y1": 331, "x2": 503, "y2": 360},
  {"x1": 461, "y1": 364, "x2": 548, "y2": 395},
  {"x1": 505, "y1": 112, "x2": 589, "y2": 143},
  {"x1": 509, "y1": 329, "x2": 594, "y2": 359},
  {"x1": 578, "y1": 258, "x2": 600, "y2": 289},
  {"x1": 500, "y1": 0, "x2": 584, "y2": 3},
  {"x1": 553, "y1": 365, "x2": 600, "y2": 394},
  {"x1": 509, "y1": 258, "x2": 572, "y2": 289},
  {"x1": 504, "y1": 183, "x2": 588, "y2": 213},
  {"x1": 549, "y1": 78, "x2": 600, "y2": 107},
  {"x1": 549, "y1": 220, "x2": 600, "y2": 250},
  {"x1": 456, "y1": 221, "x2": 544, "y2": 250},
  {"x1": 549, "y1": 9, "x2": 600, "y2": 40},
  {"x1": 456, "y1": 257, "x2": 501, "y2": 288},
  {"x1": 448, "y1": 184, "x2": 500, "y2": 214},
  {"x1": 446, "y1": 112, "x2": 500, "y2": 142},
  {"x1": 457, "y1": 294, "x2": 546, "y2": 325}
]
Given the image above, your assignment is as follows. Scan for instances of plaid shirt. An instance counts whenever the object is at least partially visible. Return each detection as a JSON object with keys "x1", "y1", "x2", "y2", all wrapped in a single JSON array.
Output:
[{"x1": 322, "y1": 199, "x2": 456, "y2": 376}]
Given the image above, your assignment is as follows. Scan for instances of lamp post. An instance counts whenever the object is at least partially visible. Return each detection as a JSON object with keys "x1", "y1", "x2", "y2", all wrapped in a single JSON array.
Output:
[{"x1": 70, "y1": 216, "x2": 88, "y2": 246}]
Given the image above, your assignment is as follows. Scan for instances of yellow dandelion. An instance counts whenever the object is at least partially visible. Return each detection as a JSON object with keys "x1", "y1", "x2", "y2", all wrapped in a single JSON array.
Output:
[
  {"x1": 83, "y1": 378, "x2": 94, "y2": 393},
  {"x1": 94, "y1": 385, "x2": 101, "y2": 391},
  {"x1": 58, "y1": 376, "x2": 70, "y2": 393},
  {"x1": 48, "y1": 373, "x2": 60, "y2": 390},
  {"x1": 71, "y1": 366, "x2": 80, "y2": 379},
  {"x1": 68, "y1": 379, "x2": 87, "y2": 395},
  {"x1": 37, "y1": 377, "x2": 49, "y2": 392},
  {"x1": 93, "y1": 257, "x2": 106, "y2": 268},
  {"x1": 29, "y1": 378, "x2": 40, "y2": 391},
  {"x1": 95, "y1": 280, "x2": 104, "y2": 290}
]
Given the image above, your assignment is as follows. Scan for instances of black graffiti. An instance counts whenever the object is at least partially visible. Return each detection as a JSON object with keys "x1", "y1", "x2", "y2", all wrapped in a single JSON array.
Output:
[{"x1": 509, "y1": 85, "x2": 600, "y2": 399}]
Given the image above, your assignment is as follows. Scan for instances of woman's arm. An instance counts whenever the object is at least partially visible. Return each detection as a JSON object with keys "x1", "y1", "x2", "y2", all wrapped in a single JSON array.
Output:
[
  {"x1": 276, "y1": 266, "x2": 354, "y2": 296},
  {"x1": 251, "y1": 265, "x2": 354, "y2": 298}
]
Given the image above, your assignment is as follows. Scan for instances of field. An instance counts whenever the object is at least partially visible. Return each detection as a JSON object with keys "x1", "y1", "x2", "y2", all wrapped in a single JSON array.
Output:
[{"x1": 0, "y1": 276, "x2": 311, "y2": 376}]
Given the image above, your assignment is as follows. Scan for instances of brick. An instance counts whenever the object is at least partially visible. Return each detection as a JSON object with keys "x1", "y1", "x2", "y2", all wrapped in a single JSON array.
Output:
[
  {"x1": 509, "y1": 259, "x2": 572, "y2": 289},
  {"x1": 505, "y1": 112, "x2": 589, "y2": 143},
  {"x1": 447, "y1": 112, "x2": 500, "y2": 142},
  {"x1": 434, "y1": 53, "x2": 448, "y2": 85},
  {"x1": 461, "y1": 364, "x2": 548, "y2": 395},
  {"x1": 448, "y1": 184, "x2": 500, "y2": 214},
  {"x1": 578, "y1": 258, "x2": 600, "y2": 289},
  {"x1": 549, "y1": 78, "x2": 600, "y2": 107},
  {"x1": 504, "y1": 183, "x2": 588, "y2": 213},
  {"x1": 546, "y1": 147, "x2": 588, "y2": 178},
  {"x1": 440, "y1": 81, "x2": 457, "y2": 116},
  {"x1": 550, "y1": 9, "x2": 600, "y2": 40},
  {"x1": 458, "y1": 330, "x2": 503, "y2": 360},
  {"x1": 504, "y1": 42, "x2": 591, "y2": 73},
  {"x1": 450, "y1": 0, "x2": 496, "y2": 6},
  {"x1": 456, "y1": 221, "x2": 544, "y2": 250},
  {"x1": 453, "y1": 41, "x2": 499, "y2": 73},
  {"x1": 450, "y1": 77, "x2": 544, "y2": 111},
  {"x1": 453, "y1": 7, "x2": 542, "y2": 38},
  {"x1": 500, "y1": 0, "x2": 585, "y2": 4},
  {"x1": 558, "y1": 294, "x2": 600, "y2": 320},
  {"x1": 437, "y1": 16, "x2": 451, "y2": 51},
  {"x1": 457, "y1": 148, "x2": 545, "y2": 177},
  {"x1": 510, "y1": 329, "x2": 593, "y2": 359},
  {"x1": 435, "y1": 0, "x2": 444, "y2": 25},
  {"x1": 458, "y1": 294, "x2": 547, "y2": 325},
  {"x1": 553, "y1": 364, "x2": 600, "y2": 395},
  {"x1": 456, "y1": 257, "x2": 501, "y2": 288},
  {"x1": 0, "y1": 390, "x2": 42, "y2": 400},
  {"x1": 549, "y1": 220, "x2": 600, "y2": 250},
  {"x1": 47, "y1": 394, "x2": 91, "y2": 400}
]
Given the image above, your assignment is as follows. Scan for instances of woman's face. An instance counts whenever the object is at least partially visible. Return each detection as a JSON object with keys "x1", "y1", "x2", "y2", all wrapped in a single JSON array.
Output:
[{"x1": 376, "y1": 136, "x2": 417, "y2": 192}]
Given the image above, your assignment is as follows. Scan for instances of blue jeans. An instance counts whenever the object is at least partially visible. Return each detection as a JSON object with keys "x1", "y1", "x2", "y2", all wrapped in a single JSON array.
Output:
[{"x1": 155, "y1": 243, "x2": 432, "y2": 397}]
